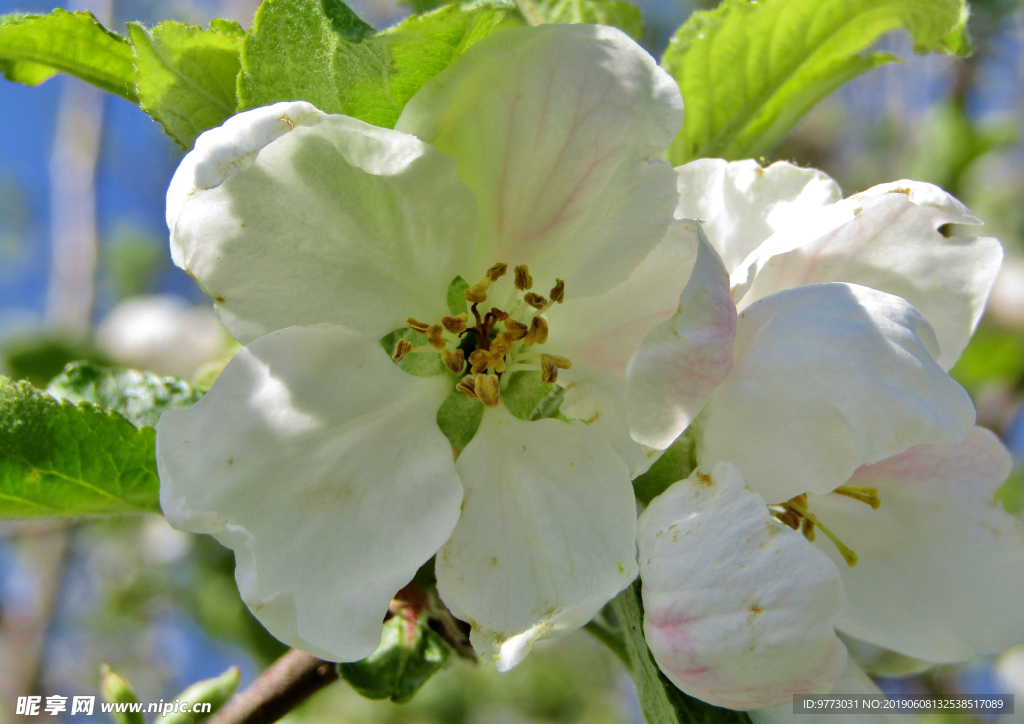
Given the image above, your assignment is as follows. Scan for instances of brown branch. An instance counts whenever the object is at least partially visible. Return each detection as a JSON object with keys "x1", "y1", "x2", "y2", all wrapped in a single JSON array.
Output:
[{"x1": 209, "y1": 649, "x2": 339, "y2": 724}]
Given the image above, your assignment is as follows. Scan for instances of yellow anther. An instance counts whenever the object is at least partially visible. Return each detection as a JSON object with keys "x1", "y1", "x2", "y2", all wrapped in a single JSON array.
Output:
[
  {"x1": 540, "y1": 354, "x2": 572, "y2": 383},
  {"x1": 833, "y1": 485, "x2": 881, "y2": 509},
  {"x1": 514, "y1": 265, "x2": 533, "y2": 291},
  {"x1": 406, "y1": 317, "x2": 430, "y2": 334},
  {"x1": 442, "y1": 348, "x2": 465, "y2": 374},
  {"x1": 469, "y1": 348, "x2": 491, "y2": 375},
  {"x1": 464, "y1": 281, "x2": 489, "y2": 304},
  {"x1": 426, "y1": 324, "x2": 446, "y2": 350},
  {"x1": 475, "y1": 373, "x2": 501, "y2": 407},
  {"x1": 549, "y1": 279, "x2": 565, "y2": 304},
  {"x1": 456, "y1": 375, "x2": 477, "y2": 400},
  {"x1": 525, "y1": 316, "x2": 548, "y2": 346},
  {"x1": 486, "y1": 263, "x2": 508, "y2": 282},
  {"x1": 504, "y1": 319, "x2": 529, "y2": 341},
  {"x1": 392, "y1": 338, "x2": 414, "y2": 362},
  {"x1": 490, "y1": 307, "x2": 509, "y2": 322},
  {"x1": 785, "y1": 499, "x2": 858, "y2": 567},
  {"x1": 489, "y1": 333, "x2": 512, "y2": 357},
  {"x1": 800, "y1": 516, "x2": 816, "y2": 542},
  {"x1": 524, "y1": 292, "x2": 547, "y2": 310},
  {"x1": 442, "y1": 314, "x2": 468, "y2": 335}
]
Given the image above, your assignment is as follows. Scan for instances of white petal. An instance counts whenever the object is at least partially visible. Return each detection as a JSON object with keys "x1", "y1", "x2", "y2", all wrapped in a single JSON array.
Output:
[
  {"x1": 625, "y1": 225, "x2": 736, "y2": 449},
  {"x1": 809, "y1": 426, "x2": 1024, "y2": 662},
  {"x1": 750, "y1": 660, "x2": 902, "y2": 724},
  {"x1": 156, "y1": 325, "x2": 462, "y2": 661},
  {"x1": 639, "y1": 462, "x2": 847, "y2": 710},
  {"x1": 436, "y1": 406, "x2": 638, "y2": 671},
  {"x1": 396, "y1": 24, "x2": 682, "y2": 297},
  {"x1": 700, "y1": 283, "x2": 976, "y2": 503},
  {"x1": 170, "y1": 109, "x2": 479, "y2": 344},
  {"x1": 738, "y1": 180, "x2": 1003, "y2": 370},
  {"x1": 674, "y1": 159, "x2": 841, "y2": 276}
]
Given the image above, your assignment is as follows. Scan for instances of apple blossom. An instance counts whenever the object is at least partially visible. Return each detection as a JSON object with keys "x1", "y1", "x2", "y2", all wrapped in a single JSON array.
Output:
[
  {"x1": 633, "y1": 159, "x2": 1024, "y2": 710},
  {"x1": 154, "y1": 24, "x2": 738, "y2": 671}
]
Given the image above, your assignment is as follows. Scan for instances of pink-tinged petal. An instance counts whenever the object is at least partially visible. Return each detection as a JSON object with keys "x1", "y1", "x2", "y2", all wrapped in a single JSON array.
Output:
[
  {"x1": 640, "y1": 462, "x2": 847, "y2": 710},
  {"x1": 700, "y1": 283, "x2": 976, "y2": 503},
  {"x1": 809, "y1": 426, "x2": 1024, "y2": 662},
  {"x1": 625, "y1": 225, "x2": 736, "y2": 449},
  {"x1": 396, "y1": 24, "x2": 683, "y2": 297},
  {"x1": 674, "y1": 159, "x2": 841, "y2": 276},
  {"x1": 737, "y1": 180, "x2": 1002, "y2": 370}
]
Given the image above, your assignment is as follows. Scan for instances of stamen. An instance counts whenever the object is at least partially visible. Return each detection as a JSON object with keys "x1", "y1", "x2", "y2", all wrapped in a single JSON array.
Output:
[
  {"x1": 442, "y1": 348, "x2": 465, "y2": 374},
  {"x1": 469, "y1": 349, "x2": 491, "y2": 375},
  {"x1": 540, "y1": 354, "x2": 572, "y2": 383},
  {"x1": 442, "y1": 314, "x2": 468, "y2": 335},
  {"x1": 465, "y1": 281, "x2": 489, "y2": 304},
  {"x1": 524, "y1": 292, "x2": 547, "y2": 310},
  {"x1": 785, "y1": 499, "x2": 858, "y2": 567},
  {"x1": 490, "y1": 307, "x2": 509, "y2": 322},
  {"x1": 475, "y1": 373, "x2": 501, "y2": 407},
  {"x1": 426, "y1": 324, "x2": 446, "y2": 350},
  {"x1": 393, "y1": 339, "x2": 414, "y2": 361},
  {"x1": 514, "y1": 265, "x2": 533, "y2": 291},
  {"x1": 800, "y1": 516, "x2": 816, "y2": 542},
  {"x1": 486, "y1": 263, "x2": 508, "y2": 282},
  {"x1": 504, "y1": 319, "x2": 529, "y2": 341},
  {"x1": 549, "y1": 279, "x2": 565, "y2": 304},
  {"x1": 456, "y1": 376, "x2": 477, "y2": 400},
  {"x1": 833, "y1": 485, "x2": 881, "y2": 509},
  {"x1": 525, "y1": 317, "x2": 548, "y2": 346},
  {"x1": 406, "y1": 317, "x2": 430, "y2": 334}
]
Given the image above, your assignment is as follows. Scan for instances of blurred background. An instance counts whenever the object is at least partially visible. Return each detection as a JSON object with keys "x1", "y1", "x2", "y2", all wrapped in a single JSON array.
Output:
[{"x1": 1, "y1": 0, "x2": 1024, "y2": 721}]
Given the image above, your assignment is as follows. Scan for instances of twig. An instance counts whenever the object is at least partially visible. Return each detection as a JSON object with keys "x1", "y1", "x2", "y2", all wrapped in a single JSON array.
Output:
[{"x1": 209, "y1": 649, "x2": 339, "y2": 724}]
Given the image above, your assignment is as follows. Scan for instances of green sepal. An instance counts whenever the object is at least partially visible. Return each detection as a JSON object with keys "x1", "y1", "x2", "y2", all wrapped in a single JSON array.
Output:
[
  {"x1": 632, "y1": 425, "x2": 697, "y2": 506},
  {"x1": 436, "y1": 387, "x2": 484, "y2": 453},
  {"x1": 446, "y1": 275, "x2": 470, "y2": 317},
  {"x1": 100, "y1": 664, "x2": 145, "y2": 724},
  {"x1": 48, "y1": 361, "x2": 206, "y2": 430},
  {"x1": 163, "y1": 666, "x2": 241, "y2": 724},
  {"x1": 380, "y1": 329, "x2": 446, "y2": 377},
  {"x1": 606, "y1": 583, "x2": 752, "y2": 724},
  {"x1": 127, "y1": 20, "x2": 243, "y2": 149},
  {"x1": 662, "y1": 0, "x2": 973, "y2": 165},
  {"x1": 0, "y1": 10, "x2": 137, "y2": 101},
  {"x1": 237, "y1": 0, "x2": 509, "y2": 130},
  {"x1": 501, "y1": 370, "x2": 564, "y2": 422},
  {"x1": 516, "y1": 0, "x2": 643, "y2": 40}
]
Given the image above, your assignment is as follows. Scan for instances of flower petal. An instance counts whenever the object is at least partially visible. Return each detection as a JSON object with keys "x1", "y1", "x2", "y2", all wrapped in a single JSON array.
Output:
[
  {"x1": 156, "y1": 325, "x2": 462, "y2": 661},
  {"x1": 396, "y1": 24, "x2": 682, "y2": 297},
  {"x1": 750, "y1": 660, "x2": 902, "y2": 724},
  {"x1": 809, "y1": 426, "x2": 1024, "y2": 662},
  {"x1": 625, "y1": 224, "x2": 736, "y2": 449},
  {"x1": 737, "y1": 180, "x2": 1002, "y2": 370},
  {"x1": 169, "y1": 107, "x2": 479, "y2": 344},
  {"x1": 674, "y1": 159, "x2": 841, "y2": 276},
  {"x1": 436, "y1": 406, "x2": 638, "y2": 671},
  {"x1": 639, "y1": 462, "x2": 847, "y2": 710},
  {"x1": 699, "y1": 283, "x2": 976, "y2": 503}
]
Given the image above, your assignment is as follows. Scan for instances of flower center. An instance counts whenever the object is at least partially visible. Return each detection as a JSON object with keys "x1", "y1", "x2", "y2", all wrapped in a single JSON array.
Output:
[
  {"x1": 393, "y1": 263, "x2": 573, "y2": 408},
  {"x1": 768, "y1": 485, "x2": 881, "y2": 567}
]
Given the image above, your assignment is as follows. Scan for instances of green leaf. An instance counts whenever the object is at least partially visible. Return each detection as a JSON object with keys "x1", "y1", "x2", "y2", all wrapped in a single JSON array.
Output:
[
  {"x1": 662, "y1": 0, "x2": 972, "y2": 165},
  {"x1": 379, "y1": 329, "x2": 446, "y2": 377},
  {"x1": 516, "y1": 0, "x2": 643, "y2": 40},
  {"x1": 609, "y1": 583, "x2": 751, "y2": 724},
  {"x1": 632, "y1": 425, "x2": 697, "y2": 506},
  {"x1": 238, "y1": 0, "x2": 509, "y2": 129},
  {"x1": 127, "y1": 20, "x2": 243, "y2": 149},
  {"x1": 0, "y1": 376, "x2": 161, "y2": 518},
  {"x1": 47, "y1": 361, "x2": 206, "y2": 430},
  {"x1": 397, "y1": 0, "x2": 451, "y2": 15},
  {"x1": 163, "y1": 666, "x2": 241, "y2": 724},
  {"x1": 0, "y1": 10, "x2": 137, "y2": 102},
  {"x1": 436, "y1": 387, "x2": 484, "y2": 453},
  {"x1": 446, "y1": 275, "x2": 470, "y2": 317},
  {"x1": 100, "y1": 665, "x2": 145, "y2": 724},
  {"x1": 501, "y1": 370, "x2": 564, "y2": 422}
]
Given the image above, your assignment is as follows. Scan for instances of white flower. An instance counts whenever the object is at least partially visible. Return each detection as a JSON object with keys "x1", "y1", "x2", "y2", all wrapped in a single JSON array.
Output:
[
  {"x1": 154, "y1": 25, "x2": 724, "y2": 670},
  {"x1": 631, "y1": 159, "x2": 1024, "y2": 709}
]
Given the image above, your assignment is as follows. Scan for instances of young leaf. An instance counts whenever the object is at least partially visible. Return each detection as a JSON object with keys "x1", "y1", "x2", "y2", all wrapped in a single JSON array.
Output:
[
  {"x1": 662, "y1": 0, "x2": 972, "y2": 165},
  {"x1": 516, "y1": 0, "x2": 643, "y2": 40},
  {"x1": 238, "y1": 0, "x2": 509, "y2": 129},
  {"x1": 0, "y1": 377, "x2": 161, "y2": 518},
  {"x1": 610, "y1": 583, "x2": 752, "y2": 724},
  {"x1": 0, "y1": 10, "x2": 136, "y2": 101},
  {"x1": 47, "y1": 361, "x2": 205, "y2": 430},
  {"x1": 163, "y1": 666, "x2": 241, "y2": 724},
  {"x1": 100, "y1": 665, "x2": 145, "y2": 724},
  {"x1": 127, "y1": 21, "x2": 243, "y2": 149}
]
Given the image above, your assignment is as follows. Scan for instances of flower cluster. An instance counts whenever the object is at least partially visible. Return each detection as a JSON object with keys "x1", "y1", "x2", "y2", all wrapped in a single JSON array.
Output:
[{"x1": 155, "y1": 21, "x2": 1024, "y2": 714}]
